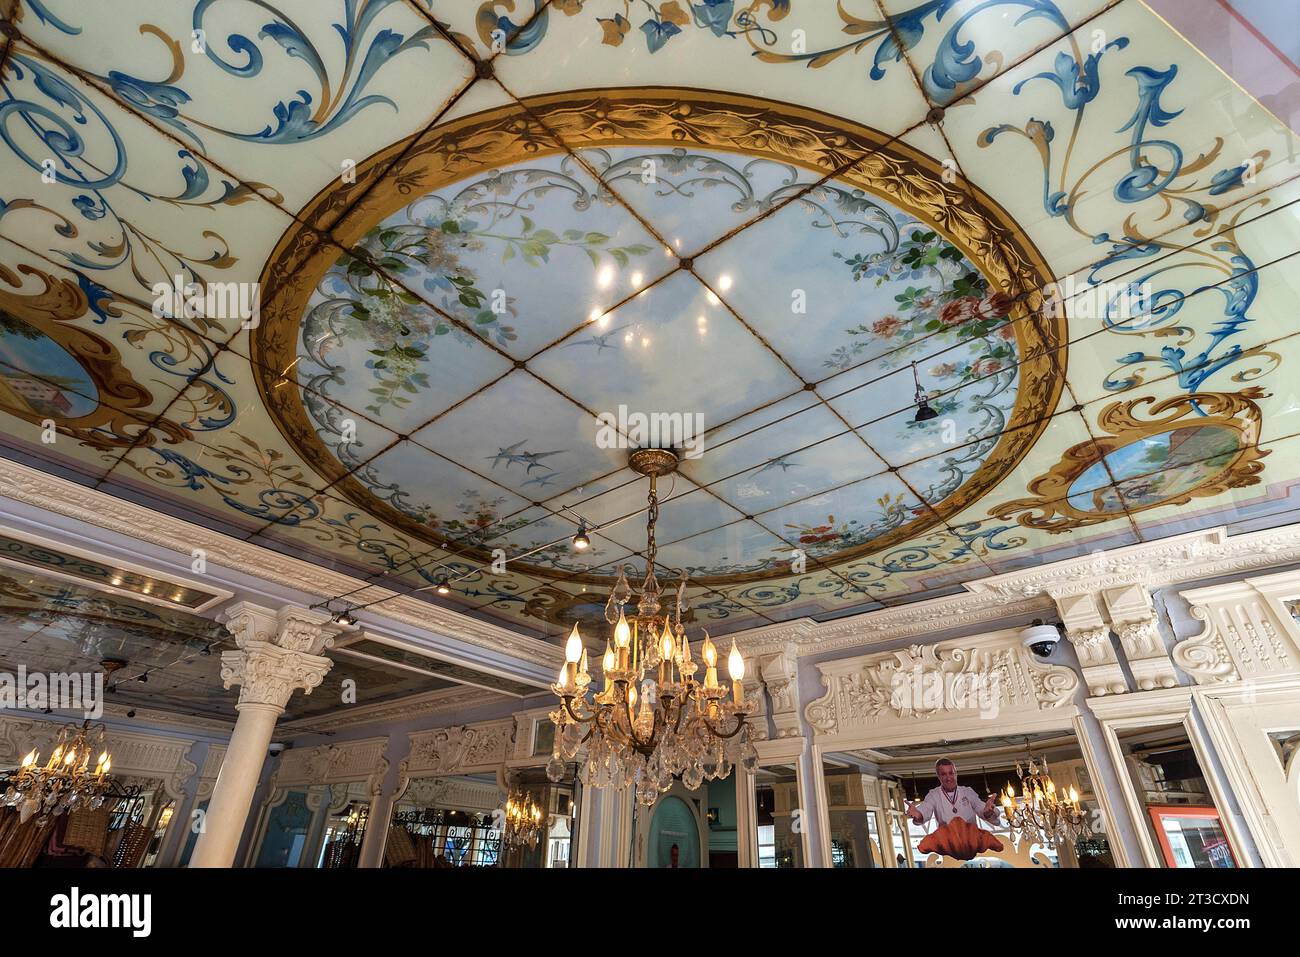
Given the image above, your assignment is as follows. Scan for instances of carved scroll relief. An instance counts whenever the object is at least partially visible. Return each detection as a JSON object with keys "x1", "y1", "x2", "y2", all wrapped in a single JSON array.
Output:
[{"x1": 804, "y1": 632, "x2": 1078, "y2": 737}]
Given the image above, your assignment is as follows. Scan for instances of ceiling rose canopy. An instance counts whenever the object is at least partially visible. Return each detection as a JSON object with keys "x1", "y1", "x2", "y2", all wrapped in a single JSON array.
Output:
[{"x1": 0, "y1": 0, "x2": 1296, "y2": 642}]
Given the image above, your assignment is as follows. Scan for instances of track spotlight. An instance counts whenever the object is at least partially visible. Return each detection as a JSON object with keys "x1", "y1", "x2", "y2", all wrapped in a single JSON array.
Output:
[
  {"x1": 572, "y1": 521, "x2": 591, "y2": 551},
  {"x1": 435, "y1": 576, "x2": 451, "y2": 596},
  {"x1": 911, "y1": 361, "x2": 939, "y2": 422}
]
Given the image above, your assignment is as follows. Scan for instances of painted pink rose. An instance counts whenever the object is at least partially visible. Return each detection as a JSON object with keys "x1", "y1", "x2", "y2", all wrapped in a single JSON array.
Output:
[
  {"x1": 871, "y1": 314, "x2": 904, "y2": 336},
  {"x1": 940, "y1": 292, "x2": 1013, "y2": 328},
  {"x1": 970, "y1": 357, "x2": 1003, "y2": 378},
  {"x1": 929, "y1": 362, "x2": 959, "y2": 378},
  {"x1": 939, "y1": 296, "x2": 981, "y2": 327}
]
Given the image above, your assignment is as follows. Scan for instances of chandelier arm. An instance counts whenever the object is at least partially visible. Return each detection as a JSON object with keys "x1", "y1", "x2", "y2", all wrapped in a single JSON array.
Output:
[
  {"x1": 623, "y1": 695, "x2": 639, "y2": 745},
  {"x1": 562, "y1": 696, "x2": 597, "y2": 725},
  {"x1": 672, "y1": 700, "x2": 687, "y2": 736},
  {"x1": 651, "y1": 703, "x2": 668, "y2": 744},
  {"x1": 605, "y1": 704, "x2": 633, "y2": 750},
  {"x1": 699, "y1": 712, "x2": 749, "y2": 740}
]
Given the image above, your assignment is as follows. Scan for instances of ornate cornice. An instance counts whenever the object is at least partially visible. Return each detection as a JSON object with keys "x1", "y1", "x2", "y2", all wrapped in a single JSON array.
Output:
[
  {"x1": 99, "y1": 702, "x2": 233, "y2": 734},
  {"x1": 277, "y1": 685, "x2": 502, "y2": 736},
  {"x1": 0, "y1": 456, "x2": 564, "y2": 668},
  {"x1": 731, "y1": 527, "x2": 1300, "y2": 657},
  {"x1": 8, "y1": 450, "x2": 1300, "y2": 679}
]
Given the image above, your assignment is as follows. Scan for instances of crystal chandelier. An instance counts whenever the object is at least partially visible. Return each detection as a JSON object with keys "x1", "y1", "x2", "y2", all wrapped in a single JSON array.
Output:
[
  {"x1": 999, "y1": 754, "x2": 1086, "y2": 847},
  {"x1": 547, "y1": 449, "x2": 758, "y2": 807},
  {"x1": 502, "y1": 788, "x2": 545, "y2": 849},
  {"x1": 2, "y1": 721, "x2": 112, "y2": 825}
]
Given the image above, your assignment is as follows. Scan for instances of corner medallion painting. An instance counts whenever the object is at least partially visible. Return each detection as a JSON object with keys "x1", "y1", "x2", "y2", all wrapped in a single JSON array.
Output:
[
  {"x1": 256, "y1": 91, "x2": 1063, "y2": 588},
  {"x1": 994, "y1": 391, "x2": 1267, "y2": 532},
  {"x1": 0, "y1": 269, "x2": 186, "y2": 448}
]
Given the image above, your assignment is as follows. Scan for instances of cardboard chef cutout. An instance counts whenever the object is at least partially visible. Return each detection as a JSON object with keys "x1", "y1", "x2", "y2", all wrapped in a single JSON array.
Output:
[{"x1": 907, "y1": 758, "x2": 1005, "y2": 861}]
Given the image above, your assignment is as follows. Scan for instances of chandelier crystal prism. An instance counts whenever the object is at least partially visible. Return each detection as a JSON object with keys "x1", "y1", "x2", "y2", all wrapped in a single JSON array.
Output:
[{"x1": 547, "y1": 449, "x2": 758, "y2": 807}]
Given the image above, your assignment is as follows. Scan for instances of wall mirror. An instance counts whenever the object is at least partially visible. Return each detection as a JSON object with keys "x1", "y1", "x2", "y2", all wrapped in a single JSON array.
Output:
[
  {"x1": 632, "y1": 770, "x2": 738, "y2": 868},
  {"x1": 750, "y1": 762, "x2": 804, "y2": 868},
  {"x1": 249, "y1": 780, "x2": 371, "y2": 868},
  {"x1": 501, "y1": 767, "x2": 580, "y2": 870},
  {"x1": 819, "y1": 728, "x2": 1110, "y2": 869},
  {"x1": 382, "y1": 765, "x2": 583, "y2": 869},
  {"x1": 386, "y1": 772, "x2": 502, "y2": 868},
  {"x1": 1112, "y1": 723, "x2": 1238, "y2": 868}
]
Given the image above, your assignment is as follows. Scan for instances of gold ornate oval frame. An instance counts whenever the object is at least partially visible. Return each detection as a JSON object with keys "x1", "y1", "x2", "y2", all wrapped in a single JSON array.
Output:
[
  {"x1": 255, "y1": 88, "x2": 1064, "y2": 586},
  {"x1": 992, "y1": 390, "x2": 1268, "y2": 533}
]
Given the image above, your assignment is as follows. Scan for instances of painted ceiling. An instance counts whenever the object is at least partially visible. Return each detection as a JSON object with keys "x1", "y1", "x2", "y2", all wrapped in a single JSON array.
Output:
[
  {"x1": 0, "y1": 1, "x2": 1297, "y2": 644},
  {"x1": 0, "y1": 564, "x2": 473, "y2": 722}
]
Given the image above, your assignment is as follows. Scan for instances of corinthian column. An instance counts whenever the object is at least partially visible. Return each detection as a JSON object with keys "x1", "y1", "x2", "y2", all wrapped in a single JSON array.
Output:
[{"x1": 189, "y1": 602, "x2": 342, "y2": 868}]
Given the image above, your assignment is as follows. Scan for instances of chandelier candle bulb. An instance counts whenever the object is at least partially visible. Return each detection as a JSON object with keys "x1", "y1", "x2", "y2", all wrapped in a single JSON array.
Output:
[
  {"x1": 565, "y1": 624, "x2": 583, "y2": 688},
  {"x1": 702, "y1": 635, "x2": 718, "y2": 689},
  {"x1": 727, "y1": 642, "x2": 745, "y2": 704}
]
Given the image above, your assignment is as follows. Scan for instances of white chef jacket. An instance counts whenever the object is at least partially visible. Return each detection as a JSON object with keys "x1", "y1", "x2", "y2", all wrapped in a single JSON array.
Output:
[{"x1": 912, "y1": 785, "x2": 1000, "y2": 827}]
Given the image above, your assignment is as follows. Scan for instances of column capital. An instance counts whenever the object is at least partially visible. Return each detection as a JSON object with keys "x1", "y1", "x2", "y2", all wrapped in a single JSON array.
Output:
[
  {"x1": 1101, "y1": 584, "x2": 1179, "y2": 691},
  {"x1": 215, "y1": 602, "x2": 343, "y2": 711},
  {"x1": 1052, "y1": 591, "x2": 1126, "y2": 697},
  {"x1": 218, "y1": 600, "x2": 344, "y2": 656},
  {"x1": 219, "y1": 643, "x2": 333, "y2": 711}
]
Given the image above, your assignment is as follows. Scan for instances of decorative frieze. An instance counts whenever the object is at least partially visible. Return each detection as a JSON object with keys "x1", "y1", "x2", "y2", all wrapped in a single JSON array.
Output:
[
  {"x1": 803, "y1": 630, "x2": 1078, "y2": 738},
  {"x1": 270, "y1": 737, "x2": 389, "y2": 796},
  {"x1": 400, "y1": 719, "x2": 514, "y2": 783},
  {"x1": 0, "y1": 715, "x2": 198, "y2": 800}
]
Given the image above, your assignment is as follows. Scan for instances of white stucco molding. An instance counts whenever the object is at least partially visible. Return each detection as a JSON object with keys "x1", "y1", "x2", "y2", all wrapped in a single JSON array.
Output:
[
  {"x1": 803, "y1": 627, "x2": 1079, "y2": 745},
  {"x1": 0, "y1": 715, "x2": 200, "y2": 801},
  {"x1": 395, "y1": 718, "x2": 515, "y2": 797},
  {"x1": 269, "y1": 736, "x2": 389, "y2": 796},
  {"x1": 729, "y1": 527, "x2": 1300, "y2": 657},
  {"x1": 1176, "y1": 568, "x2": 1300, "y2": 685},
  {"x1": 277, "y1": 685, "x2": 503, "y2": 736}
]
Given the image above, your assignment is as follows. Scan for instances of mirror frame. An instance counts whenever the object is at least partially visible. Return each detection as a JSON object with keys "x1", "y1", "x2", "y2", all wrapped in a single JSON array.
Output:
[
  {"x1": 740, "y1": 736, "x2": 811, "y2": 868},
  {"x1": 1091, "y1": 686, "x2": 1251, "y2": 868}
]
